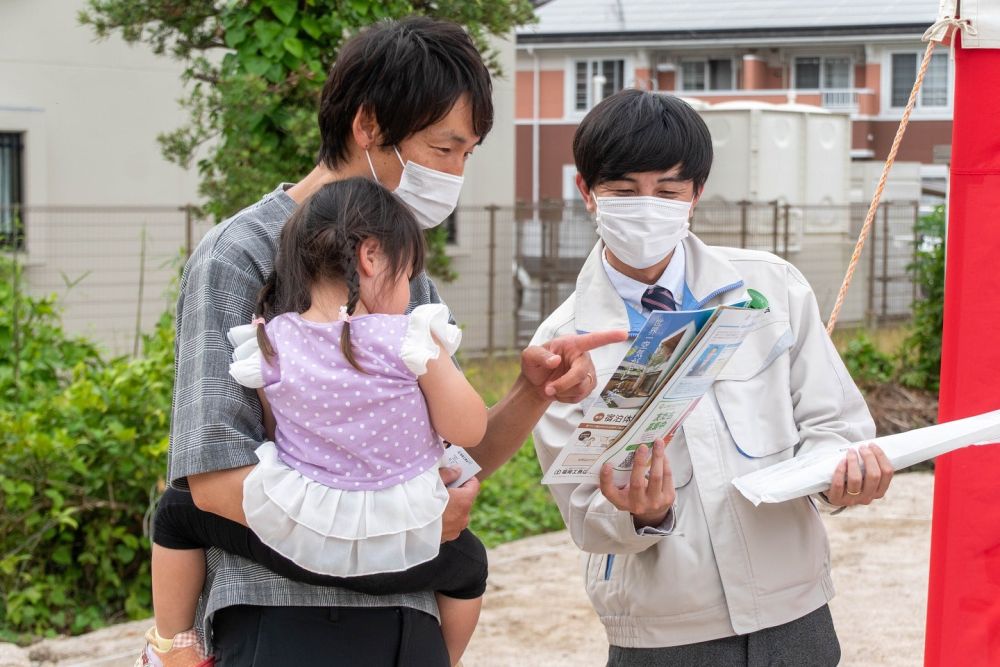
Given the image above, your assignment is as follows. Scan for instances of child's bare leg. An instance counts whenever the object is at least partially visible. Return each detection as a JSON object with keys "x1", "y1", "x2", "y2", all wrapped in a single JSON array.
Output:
[
  {"x1": 436, "y1": 593, "x2": 482, "y2": 666},
  {"x1": 151, "y1": 544, "x2": 205, "y2": 638}
]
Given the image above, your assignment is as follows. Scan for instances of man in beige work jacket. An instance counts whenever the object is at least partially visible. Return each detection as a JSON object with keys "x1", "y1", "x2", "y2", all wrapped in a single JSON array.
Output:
[{"x1": 531, "y1": 89, "x2": 896, "y2": 667}]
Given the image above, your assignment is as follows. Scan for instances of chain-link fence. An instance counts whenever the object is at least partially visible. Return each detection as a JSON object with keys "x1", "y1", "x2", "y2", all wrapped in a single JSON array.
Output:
[
  {"x1": 3, "y1": 200, "x2": 923, "y2": 360},
  {"x1": 2, "y1": 205, "x2": 213, "y2": 356},
  {"x1": 504, "y1": 200, "x2": 923, "y2": 347}
]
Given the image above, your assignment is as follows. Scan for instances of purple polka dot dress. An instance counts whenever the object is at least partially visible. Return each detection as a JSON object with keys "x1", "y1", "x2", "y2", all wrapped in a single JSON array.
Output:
[{"x1": 227, "y1": 303, "x2": 462, "y2": 576}]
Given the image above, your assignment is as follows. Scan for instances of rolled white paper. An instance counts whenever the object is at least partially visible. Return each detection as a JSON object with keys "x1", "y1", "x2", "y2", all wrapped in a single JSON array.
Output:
[{"x1": 732, "y1": 409, "x2": 1000, "y2": 505}]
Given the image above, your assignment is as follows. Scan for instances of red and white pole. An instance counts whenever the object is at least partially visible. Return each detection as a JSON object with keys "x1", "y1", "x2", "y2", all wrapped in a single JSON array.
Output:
[{"x1": 924, "y1": 30, "x2": 1000, "y2": 666}]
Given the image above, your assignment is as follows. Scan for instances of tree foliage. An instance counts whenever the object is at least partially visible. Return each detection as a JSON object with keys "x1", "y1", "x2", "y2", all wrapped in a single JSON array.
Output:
[{"x1": 79, "y1": 0, "x2": 534, "y2": 221}]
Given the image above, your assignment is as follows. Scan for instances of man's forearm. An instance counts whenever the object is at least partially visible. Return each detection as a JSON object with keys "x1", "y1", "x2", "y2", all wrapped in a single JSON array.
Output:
[
  {"x1": 471, "y1": 374, "x2": 551, "y2": 479},
  {"x1": 188, "y1": 465, "x2": 254, "y2": 526}
]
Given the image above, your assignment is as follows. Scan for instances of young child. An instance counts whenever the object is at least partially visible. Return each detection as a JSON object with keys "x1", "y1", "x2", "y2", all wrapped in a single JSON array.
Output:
[{"x1": 137, "y1": 178, "x2": 488, "y2": 667}]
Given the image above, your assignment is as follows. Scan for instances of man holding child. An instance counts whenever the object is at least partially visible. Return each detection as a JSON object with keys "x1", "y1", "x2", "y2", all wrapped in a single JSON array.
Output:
[{"x1": 155, "y1": 14, "x2": 895, "y2": 667}]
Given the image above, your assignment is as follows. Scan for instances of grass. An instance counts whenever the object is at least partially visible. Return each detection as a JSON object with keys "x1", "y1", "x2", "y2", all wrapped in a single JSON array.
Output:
[
  {"x1": 460, "y1": 355, "x2": 566, "y2": 548},
  {"x1": 831, "y1": 324, "x2": 909, "y2": 355}
]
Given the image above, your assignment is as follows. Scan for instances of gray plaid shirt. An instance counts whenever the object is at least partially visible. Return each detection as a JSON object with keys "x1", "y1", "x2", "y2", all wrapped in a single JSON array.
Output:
[{"x1": 167, "y1": 185, "x2": 440, "y2": 648}]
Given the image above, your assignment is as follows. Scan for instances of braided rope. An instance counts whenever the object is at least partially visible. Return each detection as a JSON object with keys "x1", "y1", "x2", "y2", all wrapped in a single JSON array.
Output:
[{"x1": 824, "y1": 38, "x2": 939, "y2": 334}]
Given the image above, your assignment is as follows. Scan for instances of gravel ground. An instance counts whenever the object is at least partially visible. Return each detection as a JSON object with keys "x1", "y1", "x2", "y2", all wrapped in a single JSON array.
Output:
[{"x1": 2, "y1": 472, "x2": 933, "y2": 667}]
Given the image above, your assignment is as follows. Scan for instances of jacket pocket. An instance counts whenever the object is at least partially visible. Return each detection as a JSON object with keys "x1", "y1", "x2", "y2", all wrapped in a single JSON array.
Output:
[
  {"x1": 714, "y1": 320, "x2": 799, "y2": 459},
  {"x1": 585, "y1": 550, "x2": 630, "y2": 615},
  {"x1": 665, "y1": 430, "x2": 694, "y2": 489}
]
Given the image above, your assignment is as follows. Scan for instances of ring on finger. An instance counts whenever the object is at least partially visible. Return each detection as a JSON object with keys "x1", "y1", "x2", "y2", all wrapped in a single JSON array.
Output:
[
  {"x1": 585, "y1": 372, "x2": 594, "y2": 386},
  {"x1": 846, "y1": 489, "x2": 861, "y2": 496}
]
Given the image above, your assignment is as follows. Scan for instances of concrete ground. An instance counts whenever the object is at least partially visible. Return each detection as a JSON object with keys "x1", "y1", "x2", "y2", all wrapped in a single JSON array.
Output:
[{"x1": 2, "y1": 472, "x2": 933, "y2": 667}]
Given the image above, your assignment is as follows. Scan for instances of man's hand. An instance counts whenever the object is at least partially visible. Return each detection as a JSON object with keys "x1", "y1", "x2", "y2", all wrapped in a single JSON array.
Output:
[
  {"x1": 824, "y1": 444, "x2": 894, "y2": 507},
  {"x1": 439, "y1": 466, "x2": 481, "y2": 542},
  {"x1": 521, "y1": 330, "x2": 629, "y2": 404},
  {"x1": 598, "y1": 439, "x2": 676, "y2": 528}
]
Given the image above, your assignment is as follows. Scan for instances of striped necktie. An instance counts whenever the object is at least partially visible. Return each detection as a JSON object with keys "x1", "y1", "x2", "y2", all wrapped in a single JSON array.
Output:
[{"x1": 641, "y1": 285, "x2": 676, "y2": 312}]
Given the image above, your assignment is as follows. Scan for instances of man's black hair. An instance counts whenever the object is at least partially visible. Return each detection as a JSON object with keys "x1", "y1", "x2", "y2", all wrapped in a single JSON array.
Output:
[
  {"x1": 317, "y1": 17, "x2": 494, "y2": 167},
  {"x1": 573, "y1": 90, "x2": 713, "y2": 192}
]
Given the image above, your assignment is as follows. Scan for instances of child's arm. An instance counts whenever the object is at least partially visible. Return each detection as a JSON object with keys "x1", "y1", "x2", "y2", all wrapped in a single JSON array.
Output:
[
  {"x1": 256, "y1": 388, "x2": 277, "y2": 441},
  {"x1": 418, "y1": 336, "x2": 487, "y2": 448}
]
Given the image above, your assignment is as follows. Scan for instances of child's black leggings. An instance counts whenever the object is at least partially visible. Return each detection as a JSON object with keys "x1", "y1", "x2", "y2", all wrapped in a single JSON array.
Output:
[{"x1": 152, "y1": 486, "x2": 488, "y2": 600}]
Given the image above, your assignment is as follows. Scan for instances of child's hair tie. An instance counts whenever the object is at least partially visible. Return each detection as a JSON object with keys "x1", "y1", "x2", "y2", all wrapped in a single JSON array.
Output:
[
  {"x1": 251, "y1": 316, "x2": 265, "y2": 327},
  {"x1": 338, "y1": 306, "x2": 352, "y2": 323}
]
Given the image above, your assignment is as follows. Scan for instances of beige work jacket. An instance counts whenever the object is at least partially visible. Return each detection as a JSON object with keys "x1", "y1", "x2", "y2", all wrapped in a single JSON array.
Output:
[{"x1": 531, "y1": 235, "x2": 874, "y2": 648}]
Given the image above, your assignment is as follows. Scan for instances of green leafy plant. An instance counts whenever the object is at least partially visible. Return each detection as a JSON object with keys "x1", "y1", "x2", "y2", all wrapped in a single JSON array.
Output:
[
  {"x1": 460, "y1": 356, "x2": 564, "y2": 547},
  {"x1": 898, "y1": 206, "x2": 945, "y2": 391},
  {"x1": 0, "y1": 258, "x2": 175, "y2": 641},
  {"x1": 472, "y1": 438, "x2": 564, "y2": 548},
  {"x1": 0, "y1": 259, "x2": 103, "y2": 405},
  {"x1": 424, "y1": 226, "x2": 458, "y2": 283},
  {"x1": 841, "y1": 332, "x2": 896, "y2": 387}
]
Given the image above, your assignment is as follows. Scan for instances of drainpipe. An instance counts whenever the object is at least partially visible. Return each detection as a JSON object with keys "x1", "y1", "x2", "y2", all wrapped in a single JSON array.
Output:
[{"x1": 531, "y1": 47, "x2": 540, "y2": 206}]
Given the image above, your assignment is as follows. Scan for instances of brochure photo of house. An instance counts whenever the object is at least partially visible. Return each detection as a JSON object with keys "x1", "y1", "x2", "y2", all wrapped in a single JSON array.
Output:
[
  {"x1": 601, "y1": 322, "x2": 697, "y2": 409},
  {"x1": 543, "y1": 291, "x2": 769, "y2": 485}
]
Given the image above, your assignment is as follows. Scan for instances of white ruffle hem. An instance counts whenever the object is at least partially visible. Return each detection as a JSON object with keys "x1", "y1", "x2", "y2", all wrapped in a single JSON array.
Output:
[{"x1": 243, "y1": 441, "x2": 450, "y2": 576}]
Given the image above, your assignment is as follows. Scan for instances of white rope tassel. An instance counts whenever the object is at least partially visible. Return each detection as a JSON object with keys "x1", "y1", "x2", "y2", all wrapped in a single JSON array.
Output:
[
  {"x1": 923, "y1": 16, "x2": 977, "y2": 44},
  {"x1": 924, "y1": 9, "x2": 978, "y2": 61}
]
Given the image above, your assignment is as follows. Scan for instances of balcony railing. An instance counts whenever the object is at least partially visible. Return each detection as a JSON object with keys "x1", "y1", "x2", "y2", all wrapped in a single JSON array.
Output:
[{"x1": 820, "y1": 89, "x2": 860, "y2": 109}]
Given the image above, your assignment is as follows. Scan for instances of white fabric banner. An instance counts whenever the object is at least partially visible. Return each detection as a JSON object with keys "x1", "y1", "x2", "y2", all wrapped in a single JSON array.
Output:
[{"x1": 962, "y1": 0, "x2": 1000, "y2": 49}]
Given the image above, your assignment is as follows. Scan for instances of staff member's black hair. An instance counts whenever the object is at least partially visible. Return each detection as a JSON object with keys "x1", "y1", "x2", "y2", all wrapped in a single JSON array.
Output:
[{"x1": 574, "y1": 89, "x2": 713, "y2": 192}]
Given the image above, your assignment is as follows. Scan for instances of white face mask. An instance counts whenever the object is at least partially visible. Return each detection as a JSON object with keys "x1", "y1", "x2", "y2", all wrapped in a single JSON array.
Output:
[
  {"x1": 593, "y1": 194, "x2": 692, "y2": 269},
  {"x1": 366, "y1": 147, "x2": 463, "y2": 229}
]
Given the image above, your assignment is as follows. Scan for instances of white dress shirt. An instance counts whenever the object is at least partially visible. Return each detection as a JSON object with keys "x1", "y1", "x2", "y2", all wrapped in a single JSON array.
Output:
[{"x1": 601, "y1": 242, "x2": 686, "y2": 315}]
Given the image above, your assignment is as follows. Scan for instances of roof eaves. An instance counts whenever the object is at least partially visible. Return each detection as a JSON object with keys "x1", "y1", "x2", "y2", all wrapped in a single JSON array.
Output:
[{"x1": 517, "y1": 23, "x2": 928, "y2": 45}]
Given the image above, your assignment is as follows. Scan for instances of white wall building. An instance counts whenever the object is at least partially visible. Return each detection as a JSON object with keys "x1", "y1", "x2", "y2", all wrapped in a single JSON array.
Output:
[
  {"x1": 1, "y1": 0, "x2": 203, "y2": 354},
  {"x1": 1, "y1": 2, "x2": 518, "y2": 354}
]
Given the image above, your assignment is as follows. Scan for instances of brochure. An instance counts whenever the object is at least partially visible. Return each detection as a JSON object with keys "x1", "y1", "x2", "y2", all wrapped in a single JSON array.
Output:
[
  {"x1": 543, "y1": 290, "x2": 769, "y2": 485},
  {"x1": 731, "y1": 409, "x2": 1000, "y2": 505}
]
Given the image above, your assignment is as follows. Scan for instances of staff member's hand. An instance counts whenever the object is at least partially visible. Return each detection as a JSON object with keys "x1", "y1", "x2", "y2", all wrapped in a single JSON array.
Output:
[
  {"x1": 599, "y1": 439, "x2": 676, "y2": 528},
  {"x1": 825, "y1": 443, "x2": 894, "y2": 507},
  {"x1": 521, "y1": 330, "x2": 629, "y2": 404}
]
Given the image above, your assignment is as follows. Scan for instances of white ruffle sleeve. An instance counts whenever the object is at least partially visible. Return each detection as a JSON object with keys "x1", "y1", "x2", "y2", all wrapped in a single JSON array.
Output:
[
  {"x1": 226, "y1": 323, "x2": 266, "y2": 388},
  {"x1": 400, "y1": 303, "x2": 462, "y2": 376},
  {"x1": 242, "y1": 442, "x2": 450, "y2": 576}
]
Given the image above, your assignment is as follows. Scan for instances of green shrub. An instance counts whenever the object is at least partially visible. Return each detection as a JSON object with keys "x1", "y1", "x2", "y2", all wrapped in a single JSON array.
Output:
[
  {"x1": 898, "y1": 205, "x2": 945, "y2": 391},
  {"x1": 460, "y1": 357, "x2": 564, "y2": 548},
  {"x1": 841, "y1": 332, "x2": 896, "y2": 386},
  {"x1": 0, "y1": 258, "x2": 174, "y2": 641},
  {"x1": 0, "y1": 274, "x2": 564, "y2": 640},
  {"x1": 472, "y1": 437, "x2": 564, "y2": 548},
  {"x1": 0, "y1": 259, "x2": 103, "y2": 405}
]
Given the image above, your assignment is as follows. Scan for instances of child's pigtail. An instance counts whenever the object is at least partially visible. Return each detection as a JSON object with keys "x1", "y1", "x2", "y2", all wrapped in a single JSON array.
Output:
[
  {"x1": 339, "y1": 239, "x2": 364, "y2": 372},
  {"x1": 255, "y1": 271, "x2": 279, "y2": 360}
]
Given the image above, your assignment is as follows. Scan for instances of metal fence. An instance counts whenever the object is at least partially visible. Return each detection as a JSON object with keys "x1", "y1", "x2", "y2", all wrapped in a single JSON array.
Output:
[
  {"x1": 2, "y1": 205, "x2": 213, "y2": 356},
  {"x1": 506, "y1": 200, "x2": 923, "y2": 347},
  {"x1": 2, "y1": 200, "x2": 923, "y2": 359}
]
